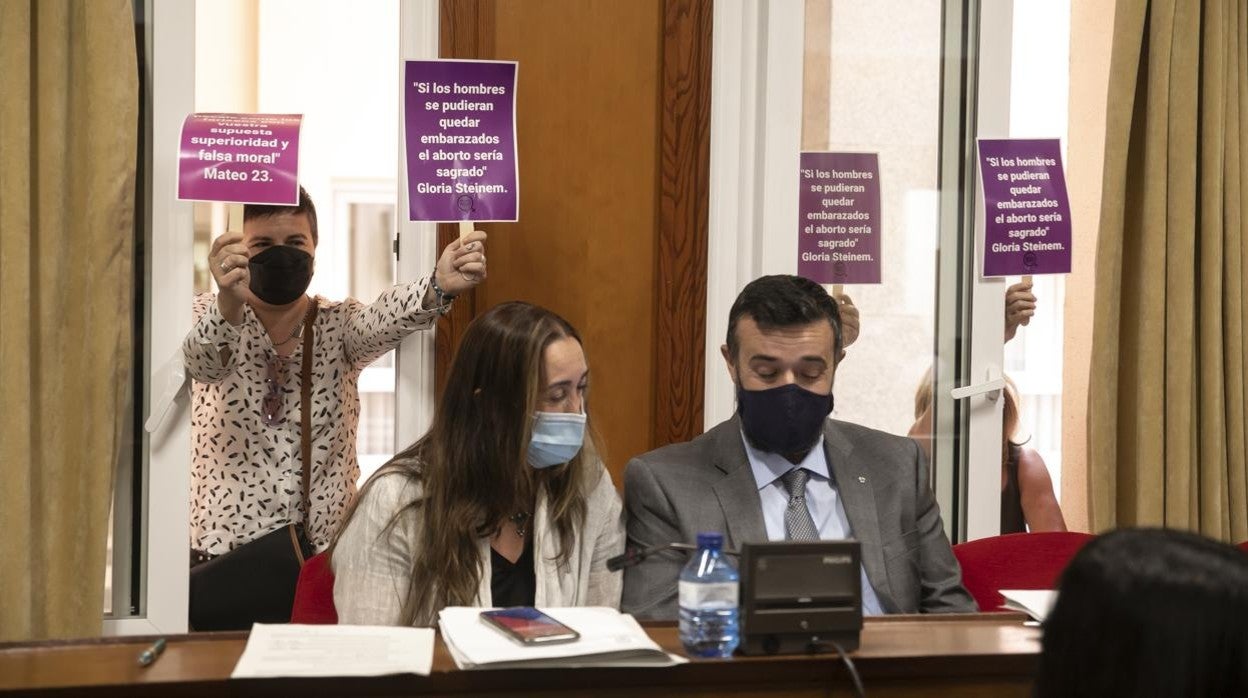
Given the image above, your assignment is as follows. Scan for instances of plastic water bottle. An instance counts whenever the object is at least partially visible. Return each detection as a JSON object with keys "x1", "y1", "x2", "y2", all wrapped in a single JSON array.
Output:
[{"x1": 678, "y1": 531, "x2": 740, "y2": 658}]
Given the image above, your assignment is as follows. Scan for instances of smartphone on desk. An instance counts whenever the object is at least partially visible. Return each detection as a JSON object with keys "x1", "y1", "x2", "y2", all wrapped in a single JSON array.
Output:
[{"x1": 480, "y1": 607, "x2": 581, "y2": 645}]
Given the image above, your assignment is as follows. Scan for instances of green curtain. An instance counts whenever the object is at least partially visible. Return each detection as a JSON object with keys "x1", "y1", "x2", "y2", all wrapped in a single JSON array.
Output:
[{"x1": 0, "y1": 0, "x2": 137, "y2": 640}]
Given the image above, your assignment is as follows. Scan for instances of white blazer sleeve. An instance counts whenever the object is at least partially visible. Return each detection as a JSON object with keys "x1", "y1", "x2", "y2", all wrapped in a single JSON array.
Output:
[
  {"x1": 331, "y1": 473, "x2": 423, "y2": 626},
  {"x1": 585, "y1": 466, "x2": 625, "y2": 608}
]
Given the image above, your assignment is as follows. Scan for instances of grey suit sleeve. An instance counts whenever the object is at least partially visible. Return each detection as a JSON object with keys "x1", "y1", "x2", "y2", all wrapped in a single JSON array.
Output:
[
  {"x1": 621, "y1": 456, "x2": 685, "y2": 620},
  {"x1": 912, "y1": 440, "x2": 978, "y2": 613}
]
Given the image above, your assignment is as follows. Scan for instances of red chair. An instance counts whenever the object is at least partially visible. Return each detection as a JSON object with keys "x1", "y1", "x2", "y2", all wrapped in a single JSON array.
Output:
[
  {"x1": 1238, "y1": 540, "x2": 1248, "y2": 554},
  {"x1": 953, "y1": 531, "x2": 1095, "y2": 613},
  {"x1": 291, "y1": 552, "x2": 338, "y2": 624}
]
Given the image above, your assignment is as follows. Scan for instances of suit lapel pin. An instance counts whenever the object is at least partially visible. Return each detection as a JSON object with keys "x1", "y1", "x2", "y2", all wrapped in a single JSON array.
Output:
[{"x1": 857, "y1": 476, "x2": 867, "y2": 484}]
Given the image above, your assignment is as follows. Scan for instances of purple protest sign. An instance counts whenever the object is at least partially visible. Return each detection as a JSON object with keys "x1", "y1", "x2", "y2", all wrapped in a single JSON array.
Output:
[
  {"x1": 404, "y1": 60, "x2": 519, "y2": 222},
  {"x1": 177, "y1": 113, "x2": 302, "y2": 205},
  {"x1": 797, "y1": 152, "x2": 882, "y2": 284},
  {"x1": 978, "y1": 139, "x2": 1072, "y2": 277}
]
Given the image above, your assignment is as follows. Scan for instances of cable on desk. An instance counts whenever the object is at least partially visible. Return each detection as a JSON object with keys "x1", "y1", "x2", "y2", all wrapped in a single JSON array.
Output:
[{"x1": 807, "y1": 640, "x2": 867, "y2": 698}]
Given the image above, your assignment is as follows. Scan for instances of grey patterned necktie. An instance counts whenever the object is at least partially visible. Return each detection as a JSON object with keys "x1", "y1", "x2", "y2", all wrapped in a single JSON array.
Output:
[{"x1": 780, "y1": 468, "x2": 820, "y2": 541}]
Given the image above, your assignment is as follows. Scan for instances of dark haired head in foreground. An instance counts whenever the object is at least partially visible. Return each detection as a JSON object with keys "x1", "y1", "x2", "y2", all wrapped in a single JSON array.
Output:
[{"x1": 1036, "y1": 527, "x2": 1248, "y2": 698}]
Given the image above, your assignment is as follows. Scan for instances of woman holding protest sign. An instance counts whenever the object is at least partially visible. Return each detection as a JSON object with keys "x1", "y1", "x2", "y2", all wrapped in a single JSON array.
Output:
[{"x1": 182, "y1": 186, "x2": 487, "y2": 629}]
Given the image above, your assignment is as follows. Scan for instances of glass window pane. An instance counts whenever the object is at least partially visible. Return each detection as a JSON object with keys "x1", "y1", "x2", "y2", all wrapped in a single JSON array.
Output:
[
  {"x1": 1004, "y1": 0, "x2": 1071, "y2": 505},
  {"x1": 191, "y1": 0, "x2": 401, "y2": 536},
  {"x1": 801, "y1": 0, "x2": 944, "y2": 440},
  {"x1": 344, "y1": 197, "x2": 399, "y2": 483}
]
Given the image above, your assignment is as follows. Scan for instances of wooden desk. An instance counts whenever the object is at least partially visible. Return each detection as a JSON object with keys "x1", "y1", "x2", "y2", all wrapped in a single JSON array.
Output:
[{"x1": 0, "y1": 614, "x2": 1040, "y2": 697}]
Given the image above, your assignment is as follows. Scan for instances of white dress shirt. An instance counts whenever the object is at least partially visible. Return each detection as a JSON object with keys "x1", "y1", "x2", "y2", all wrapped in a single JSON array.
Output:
[{"x1": 742, "y1": 432, "x2": 884, "y2": 615}]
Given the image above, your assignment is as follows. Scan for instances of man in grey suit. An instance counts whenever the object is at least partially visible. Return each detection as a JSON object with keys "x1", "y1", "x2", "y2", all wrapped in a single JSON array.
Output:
[{"x1": 622, "y1": 275, "x2": 976, "y2": 619}]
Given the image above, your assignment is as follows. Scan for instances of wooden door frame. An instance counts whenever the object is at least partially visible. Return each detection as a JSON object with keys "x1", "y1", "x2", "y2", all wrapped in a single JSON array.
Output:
[
  {"x1": 434, "y1": 0, "x2": 712, "y2": 450},
  {"x1": 432, "y1": 0, "x2": 494, "y2": 400}
]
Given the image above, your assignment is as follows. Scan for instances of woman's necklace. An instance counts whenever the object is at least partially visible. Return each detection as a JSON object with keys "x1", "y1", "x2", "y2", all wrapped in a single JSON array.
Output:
[
  {"x1": 271, "y1": 301, "x2": 312, "y2": 347},
  {"x1": 272, "y1": 320, "x2": 304, "y2": 347},
  {"x1": 509, "y1": 512, "x2": 532, "y2": 538}
]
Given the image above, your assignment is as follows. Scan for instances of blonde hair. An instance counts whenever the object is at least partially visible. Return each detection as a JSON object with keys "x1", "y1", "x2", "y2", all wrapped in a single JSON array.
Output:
[
  {"x1": 331, "y1": 302, "x2": 596, "y2": 625},
  {"x1": 912, "y1": 367, "x2": 1023, "y2": 463}
]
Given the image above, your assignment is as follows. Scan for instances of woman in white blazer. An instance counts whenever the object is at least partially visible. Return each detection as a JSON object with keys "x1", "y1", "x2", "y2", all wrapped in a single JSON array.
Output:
[{"x1": 330, "y1": 301, "x2": 624, "y2": 626}]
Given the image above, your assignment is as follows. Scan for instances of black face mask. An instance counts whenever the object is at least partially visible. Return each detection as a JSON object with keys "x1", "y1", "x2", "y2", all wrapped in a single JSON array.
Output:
[
  {"x1": 737, "y1": 382, "x2": 834, "y2": 457},
  {"x1": 249, "y1": 245, "x2": 313, "y2": 306}
]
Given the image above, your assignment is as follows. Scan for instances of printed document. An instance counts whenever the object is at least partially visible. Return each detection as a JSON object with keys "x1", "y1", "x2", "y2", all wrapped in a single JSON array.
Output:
[
  {"x1": 232, "y1": 623, "x2": 435, "y2": 678},
  {"x1": 999, "y1": 589, "x2": 1058, "y2": 622}
]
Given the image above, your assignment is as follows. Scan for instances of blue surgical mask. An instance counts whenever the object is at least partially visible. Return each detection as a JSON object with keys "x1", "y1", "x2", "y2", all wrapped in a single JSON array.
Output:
[{"x1": 527, "y1": 411, "x2": 587, "y2": 469}]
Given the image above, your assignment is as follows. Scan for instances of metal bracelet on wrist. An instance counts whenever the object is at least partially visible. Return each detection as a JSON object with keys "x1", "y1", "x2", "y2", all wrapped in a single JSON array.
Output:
[{"x1": 430, "y1": 270, "x2": 456, "y2": 312}]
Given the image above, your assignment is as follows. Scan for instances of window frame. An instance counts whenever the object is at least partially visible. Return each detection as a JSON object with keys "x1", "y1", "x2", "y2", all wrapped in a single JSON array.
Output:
[
  {"x1": 706, "y1": 0, "x2": 1013, "y2": 544},
  {"x1": 105, "y1": 0, "x2": 195, "y2": 636},
  {"x1": 106, "y1": 0, "x2": 443, "y2": 634}
]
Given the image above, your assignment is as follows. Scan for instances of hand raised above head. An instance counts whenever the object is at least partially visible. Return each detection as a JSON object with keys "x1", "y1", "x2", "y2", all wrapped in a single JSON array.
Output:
[
  {"x1": 435, "y1": 229, "x2": 488, "y2": 296},
  {"x1": 210, "y1": 231, "x2": 252, "y2": 324},
  {"x1": 833, "y1": 291, "x2": 860, "y2": 350},
  {"x1": 1004, "y1": 281, "x2": 1037, "y2": 342}
]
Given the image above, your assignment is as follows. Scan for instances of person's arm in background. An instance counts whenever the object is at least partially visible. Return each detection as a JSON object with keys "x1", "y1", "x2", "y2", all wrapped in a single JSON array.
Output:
[
  {"x1": 182, "y1": 232, "x2": 252, "y2": 382},
  {"x1": 1017, "y1": 447, "x2": 1067, "y2": 532},
  {"x1": 1002, "y1": 278, "x2": 1064, "y2": 531},
  {"x1": 344, "y1": 230, "x2": 488, "y2": 369},
  {"x1": 1004, "y1": 280, "x2": 1036, "y2": 342}
]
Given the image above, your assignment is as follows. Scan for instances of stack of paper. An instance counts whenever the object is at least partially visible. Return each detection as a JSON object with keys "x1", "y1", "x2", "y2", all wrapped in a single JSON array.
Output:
[
  {"x1": 438, "y1": 607, "x2": 685, "y2": 669},
  {"x1": 999, "y1": 589, "x2": 1059, "y2": 622},
  {"x1": 231, "y1": 623, "x2": 435, "y2": 678}
]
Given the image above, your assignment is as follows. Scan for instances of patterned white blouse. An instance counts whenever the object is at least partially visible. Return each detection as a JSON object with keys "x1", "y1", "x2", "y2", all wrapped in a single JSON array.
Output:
[{"x1": 183, "y1": 279, "x2": 445, "y2": 555}]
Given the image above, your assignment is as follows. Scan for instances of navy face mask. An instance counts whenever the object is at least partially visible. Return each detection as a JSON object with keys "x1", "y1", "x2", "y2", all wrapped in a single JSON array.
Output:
[
  {"x1": 736, "y1": 382, "x2": 834, "y2": 456},
  {"x1": 249, "y1": 245, "x2": 313, "y2": 306}
]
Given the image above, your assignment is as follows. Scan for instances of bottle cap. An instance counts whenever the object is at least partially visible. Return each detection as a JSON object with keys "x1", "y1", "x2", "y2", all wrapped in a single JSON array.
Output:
[{"x1": 696, "y1": 531, "x2": 723, "y2": 550}]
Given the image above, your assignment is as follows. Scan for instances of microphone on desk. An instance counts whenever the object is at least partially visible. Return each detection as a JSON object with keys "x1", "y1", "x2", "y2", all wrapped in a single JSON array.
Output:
[{"x1": 606, "y1": 542, "x2": 740, "y2": 572}]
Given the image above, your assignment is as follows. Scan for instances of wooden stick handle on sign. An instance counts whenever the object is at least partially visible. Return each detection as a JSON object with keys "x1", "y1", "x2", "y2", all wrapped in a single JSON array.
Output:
[
  {"x1": 1020, "y1": 275, "x2": 1033, "y2": 327},
  {"x1": 227, "y1": 203, "x2": 245, "y2": 234},
  {"x1": 832, "y1": 284, "x2": 844, "y2": 297},
  {"x1": 459, "y1": 220, "x2": 472, "y2": 240}
]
